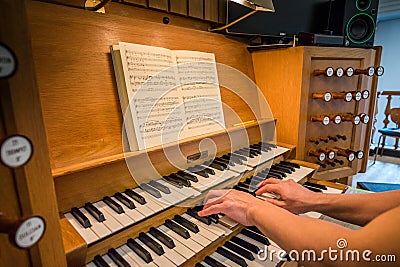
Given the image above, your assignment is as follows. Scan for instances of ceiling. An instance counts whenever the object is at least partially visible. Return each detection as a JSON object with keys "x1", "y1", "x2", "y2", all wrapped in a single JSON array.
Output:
[{"x1": 378, "y1": 0, "x2": 400, "y2": 21}]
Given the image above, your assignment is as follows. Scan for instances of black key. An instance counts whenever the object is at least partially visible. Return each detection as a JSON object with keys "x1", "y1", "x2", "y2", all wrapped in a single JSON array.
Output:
[
  {"x1": 276, "y1": 163, "x2": 295, "y2": 172},
  {"x1": 186, "y1": 209, "x2": 212, "y2": 225},
  {"x1": 280, "y1": 160, "x2": 301, "y2": 168},
  {"x1": 149, "y1": 180, "x2": 171, "y2": 194},
  {"x1": 173, "y1": 215, "x2": 199, "y2": 233},
  {"x1": 215, "y1": 157, "x2": 234, "y2": 166},
  {"x1": 304, "y1": 182, "x2": 327, "y2": 190},
  {"x1": 203, "y1": 166, "x2": 215, "y2": 175},
  {"x1": 127, "y1": 238, "x2": 152, "y2": 263},
  {"x1": 191, "y1": 169, "x2": 209, "y2": 178},
  {"x1": 303, "y1": 185, "x2": 323, "y2": 193},
  {"x1": 234, "y1": 185, "x2": 252, "y2": 194},
  {"x1": 141, "y1": 183, "x2": 162, "y2": 198},
  {"x1": 271, "y1": 165, "x2": 292, "y2": 174},
  {"x1": 268, "y1": 169, "x2": 286, "y2": 178},
  {"x1": 149, "y1": 227, "x2": 175, "y2": 249},
  {"x1": 231, "y1": 236, "x2": 261, "y2": 254},
  {"x1": 177, "y1": 171, "x2": 198, "y2": 182},
  {"x1": 107, "y1": 248, "x2": 130, "y2": 267},
  {"x1": 169, "y1": 174, "x2": 191, "y2": 187},
  {"x1": 212, "y1": 160, "x2": 228, "y2": 169},
  {"x1": 234, "y1": 150, "x2": 252, "y2": 158},
  {"x1": 165, "y1": 219, "x2": 190, "y2": 239},
  {"x1": 195, "y1": 263, "x2": 206, "y2": 267},
  {"x1": 124, "y1": 189, "x2": 146, "y2": 205},
  {"x1": 103, "y1": 196, "x2": 124, "y2": 214},
  {"x1": 252, "y1": 143, "x2": 270, "y2": 152},
  {"x1": 228, "y1": 153, "x2": 247, "y2": 162},
  {"x1": 84, "y1": 202, "x2": 105, "y2": 222},
  {"x1": 247, "y1": 226, "x2": 263, "y2": 235},
  {"x1": 222, "y1": 154, "x2": 243, "y2": 164},
  {"x1": 71, "y1": 207, "x2": 91, "y2": 228},
  {"x1": 204, "y1": 256, "x2": 227, "y2": 267},
  {"x1": 209, "y1": 162, "x2": 225, "y2": 171},
  {"x1": 216, "y1": 247, "x2": 248, "y2": 267},
  {"x1": 114, "y1": 192, "x2": 135, "y2": 209},
  {"x1": 241, "y1": 228, "x2": 270, "y2": 246},
  {"x1": 138, "y1": 232, "x2": 164, "y2": 256},
  {"x1": 224, "y1": 241, "x2": 255, "y2": 261},
  {"x1": 162, "y1": 176, "x2": 184, "y2": 188},
  {"x1": 270, "y1": 166, "x2": 289, "y2": 176},
  {"x1": 209, "y1": 214, "x2": 220, "y2": 224},
  {"x1": 93, "y1": 255, "x2": 111, "y2": 267}
]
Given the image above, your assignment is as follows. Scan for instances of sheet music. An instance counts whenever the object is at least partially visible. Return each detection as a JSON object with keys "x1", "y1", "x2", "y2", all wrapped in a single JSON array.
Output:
[
  {"x1": 174, "y1": 50, "x2": 225, "y2": 139},
  {"x1": 116, "y1": 43, "x2": 225, "y2": 150}
]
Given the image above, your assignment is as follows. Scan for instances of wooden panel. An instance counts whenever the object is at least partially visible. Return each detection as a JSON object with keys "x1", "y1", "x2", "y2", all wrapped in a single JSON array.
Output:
[
  {"x1": 252, "y1": 46, "x2": 378, "y2": 181},
  {"x1": 204, "y1": 0, "x2": 219, "y2": 22},
  {"x1": 169, "y1": 0, "x2": 188, "y2": 15},
  {"x1": 27, "y1": 1, "x2": 257, "y2": 171},
  {"x1": 0, "y1": 107, "x2": 30, "y2": 267},
  {"x1": 0, "y1": 1, "x2": 67, "y2": 266},
  {"x1": 188, "y1": 0, "x2": 204, "y2": 19},
  {"x1": 122, "y1": 0, "x2": 147, "y2": 7},
  {"x1": 218, "y1": 0, "x2": 227, "y2": 24},
  {"x1": 148, "y1": 0, "x2": 168, "y2": 10}
]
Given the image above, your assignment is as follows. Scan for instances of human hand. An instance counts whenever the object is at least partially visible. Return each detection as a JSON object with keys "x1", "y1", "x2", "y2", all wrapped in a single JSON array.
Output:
[
  {"x1": 198, "y1": 189, "x2": 265, "y2": 226},
  {"x1": 255, "y1": 178, "x2": 318, "y2": 214}
]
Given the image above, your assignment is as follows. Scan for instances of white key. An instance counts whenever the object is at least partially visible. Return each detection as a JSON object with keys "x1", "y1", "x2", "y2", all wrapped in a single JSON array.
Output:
[
  {"x1": 121, "y1": 192, "x2": 154, "y2": 217},
  {"x1": 116, "y1": 247, "x2": 140, "y2": 266},
  {"x1": 92, "y1": 202, "x2": 124, "y2": 232},
  {"x1": 94, "y1": 200, "x2": 134, "y2": 228},
  {"x1": 120, "y1": 244, "x2": 158, "y2": 267},
  {"x1": 102, "y1": 254, "x2": 118, "y2": 267},
  {"x1": 111, "y1": 196, "x2": 145, "y2": 222},
  {"x1": 171, "y1": 219, "x2": 212, "y2": 247},
  {"x1": 79, "y1": 208, "x2": 111, "y2": 239},
  {"x1": 86, "y1": 262, "x2": 96, "y2": 267},
  {"x1": 158, "y1": 225, "x2": 203, "y2": 253},
  {"x1": 285, "y1": 166, "x2": 314, "y2": 182},
  {"x1": 64, "y1": 212, "x2": 98, "y2": 244},
  {"x1": 147, "y1": 232, "x2": 186, "y2": 266},
  {"x1": 136, "y1": 188, "x2": 170, "y2": 210},
  {"x1": 135, "y1": 238, "x2": 177, "y2": 267}
]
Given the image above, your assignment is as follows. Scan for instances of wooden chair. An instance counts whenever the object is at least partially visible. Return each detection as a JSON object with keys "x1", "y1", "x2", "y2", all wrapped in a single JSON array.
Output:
[{"x1": 374, "y1": 108, "x2": 400, "y2": 163}]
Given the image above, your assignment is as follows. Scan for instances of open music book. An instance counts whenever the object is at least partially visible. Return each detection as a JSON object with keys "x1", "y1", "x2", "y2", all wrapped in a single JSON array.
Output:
[{"x1": 111, "y1": 42, "x2": 225, "y2": 151}]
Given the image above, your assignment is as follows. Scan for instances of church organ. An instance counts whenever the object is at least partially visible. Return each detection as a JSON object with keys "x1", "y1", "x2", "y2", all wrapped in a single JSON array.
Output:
[{"x1": 0, "y1": 1, "x2": 381, "y2": 266}]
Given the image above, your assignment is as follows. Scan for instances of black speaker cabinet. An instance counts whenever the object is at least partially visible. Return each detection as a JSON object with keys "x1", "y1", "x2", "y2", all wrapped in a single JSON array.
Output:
[{"x1": 329, "y1": 0, "x2": 379, "y2": 47}]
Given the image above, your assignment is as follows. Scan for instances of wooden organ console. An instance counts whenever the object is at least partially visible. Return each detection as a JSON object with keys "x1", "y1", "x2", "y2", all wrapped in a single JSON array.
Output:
[{"x1": 0, "y1": 1, "x2": 366, "y2": 267}]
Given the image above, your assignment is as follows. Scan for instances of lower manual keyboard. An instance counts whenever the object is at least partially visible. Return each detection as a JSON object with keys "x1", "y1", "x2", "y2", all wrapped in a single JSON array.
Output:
[{"x1": 86, "y1": 211, "x2": 286, "y2": 267}]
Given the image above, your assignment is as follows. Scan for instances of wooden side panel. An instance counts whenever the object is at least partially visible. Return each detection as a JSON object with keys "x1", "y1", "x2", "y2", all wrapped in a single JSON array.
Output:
[
  {"x1": 188, "y1": 0, "x2": 204, "y2": 19},
  {"x1": 0, "y1": 1, "x2": 67, "y2": 266},
  {"x1": 204, "y1": 0, "x2": 219, "y2": 22},
  {"x1": 169, "y1": 0, "x2": 188, "y2": 15},
  {"x1": 252, "y1": 48, "x2": 304, "y2": 148},
  {"x1": 148, "y1": 0, "x2": 168, "y2": 10},
  {"x1": 28, "y1": 1, "x2": 257, "y2": 172}
]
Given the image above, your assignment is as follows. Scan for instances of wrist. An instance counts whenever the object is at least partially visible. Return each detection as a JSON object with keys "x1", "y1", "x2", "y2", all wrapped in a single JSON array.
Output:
[
  {"x1": 246, "y1": 201, "x2": 266, "y2": 226},
  {"x1": 306, "y1": 192, "x2": 329, "y2": 212}
]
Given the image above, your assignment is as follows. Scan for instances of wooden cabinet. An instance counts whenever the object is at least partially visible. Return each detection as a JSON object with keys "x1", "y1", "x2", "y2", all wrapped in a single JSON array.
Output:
[{"x1": 252, "y1": 46, "x2": 381, "y2": 181}]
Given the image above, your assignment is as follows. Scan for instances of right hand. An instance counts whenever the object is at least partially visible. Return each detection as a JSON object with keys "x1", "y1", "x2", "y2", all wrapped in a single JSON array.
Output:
[{"x1": 255, "y1": 178, "x2": 318, "y2": 214}]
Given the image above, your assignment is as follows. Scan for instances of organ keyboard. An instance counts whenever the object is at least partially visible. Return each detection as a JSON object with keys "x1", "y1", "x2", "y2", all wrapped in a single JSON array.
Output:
[{"x1": 61, "y1": 137, "x2": 320, "y2": 266}]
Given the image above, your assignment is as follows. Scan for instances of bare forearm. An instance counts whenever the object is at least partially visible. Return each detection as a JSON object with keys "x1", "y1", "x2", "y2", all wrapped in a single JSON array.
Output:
[{"x1": 307, "y1": 190, "x2": 400, "y2": 225}]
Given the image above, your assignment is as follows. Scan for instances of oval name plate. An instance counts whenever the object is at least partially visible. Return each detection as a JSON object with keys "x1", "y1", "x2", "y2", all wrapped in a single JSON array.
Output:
[
  {"x1": 0, "y1": 44, "x2": 17, "y2": 79},
  {"x1": 0, "y1": 135, "x2": 33, "y2": 168},
  {"x1": 14, "y1": 216, "x2": 46, "y2": 249}
]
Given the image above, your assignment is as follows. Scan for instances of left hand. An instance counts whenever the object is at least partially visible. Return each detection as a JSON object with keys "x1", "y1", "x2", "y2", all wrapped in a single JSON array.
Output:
[{"x1": 198, "y1": 189, "x2": 265, "y2": 226}]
